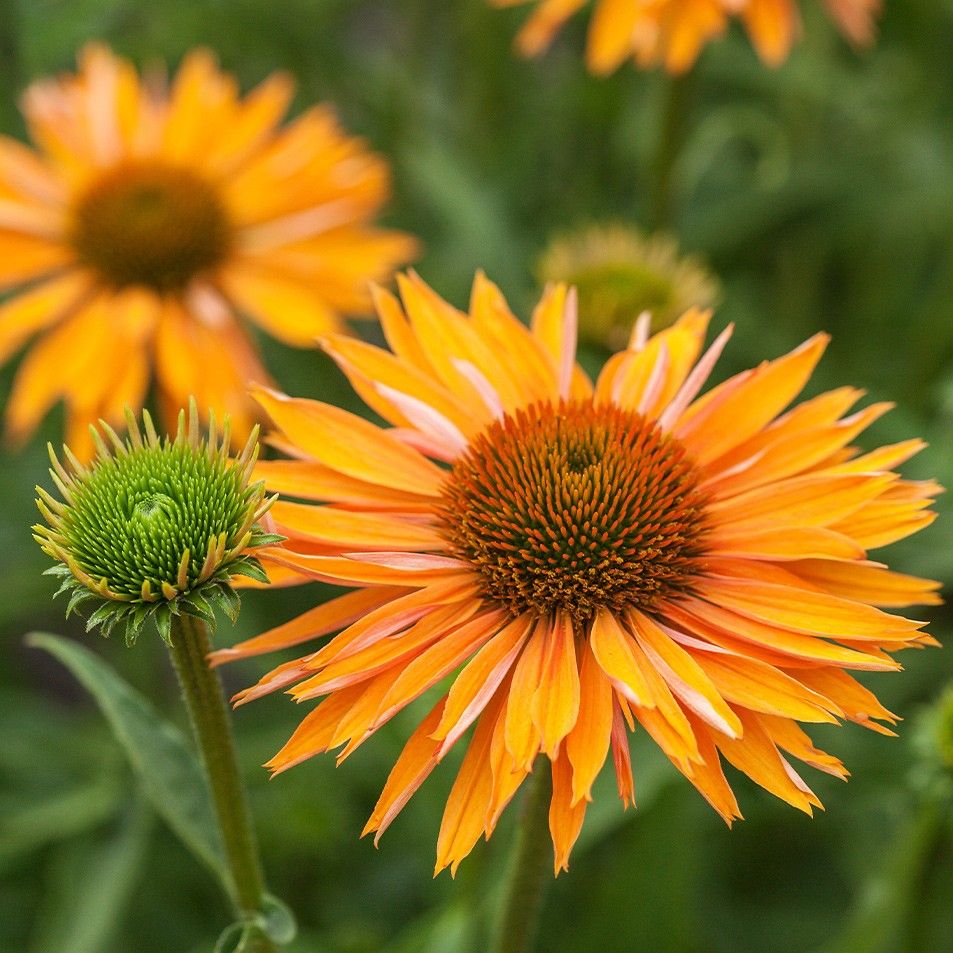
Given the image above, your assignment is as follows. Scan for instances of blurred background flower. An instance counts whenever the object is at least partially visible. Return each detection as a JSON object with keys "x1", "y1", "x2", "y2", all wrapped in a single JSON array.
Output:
[
  {"x1": 0, "y1": 44, "x2": 416, "y2": 458},
  {"x1": 492, "y1": 0, "x2": 880, "y2": 73},
  {"x1": 537, "y1": 222, "x2": 718, "y2": 347}
]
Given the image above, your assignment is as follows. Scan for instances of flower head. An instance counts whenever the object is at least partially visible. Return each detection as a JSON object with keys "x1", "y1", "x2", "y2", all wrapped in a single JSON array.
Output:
[
  {"x1": 538, "y1": 224, "x2": 718, "y2": 347},
  {"x1": 214, "y1": 271, "x2": 940, "y2": 875},
  {"x1": 492, "y1": 0, "x2": 881, "y2": 74},
  {"x1": 35, "y1": 401, "x2": 280, "y2": 645},
  {"x1": 0, "y1": 44, "x2": 416, "y2": 459}
]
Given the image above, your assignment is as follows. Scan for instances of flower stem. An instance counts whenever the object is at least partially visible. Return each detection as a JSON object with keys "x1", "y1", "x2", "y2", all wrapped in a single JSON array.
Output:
[
  {"x1": 0, "y1": 0, "x2": 20, "y2": 131},
  {"x1": 168, "y1": 613, "x2": 274, "y2": 950},
  {"x1": 490, "y1": 767, "x2": 553, "y2": 953},
  {"x1": 650, "y1": 73, "x2": 694, "y2": 231}
]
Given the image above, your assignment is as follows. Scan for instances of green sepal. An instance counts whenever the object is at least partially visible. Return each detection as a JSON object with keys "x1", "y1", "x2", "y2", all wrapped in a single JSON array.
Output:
[
  {"x1": 97, "y1": 605, "x2": 124, "y2": 641},
  {"x1": 43, "y1": 564, "x2": 73, "y2": 579},
  {"x1": 227, "y1": 557, "x2": 269, "y2": 585},
  {"x1": 247, "y1": 531, "x2": 286, "y2": 548},
  {"x1": 52, "y1": 575, "x2": 77, "y2": 599},
  {"x1": 86, "y1": 602, "x2": 120, "y2": 636},
  {"x1": 179, "y1": 591, "x2": 217, "y2": 629},
  {"x1": 215, "y1": 584, "x2": 242, "y2": 625},
  {"x1": 125, "y1": 604, "x2": 153, "y2": 646},
  {"x1": 154, "y1": 604, "x2": 173, "y2": 646},
  {"x1": 66, "y1": 587, "x2": 97, "y2": 618}
]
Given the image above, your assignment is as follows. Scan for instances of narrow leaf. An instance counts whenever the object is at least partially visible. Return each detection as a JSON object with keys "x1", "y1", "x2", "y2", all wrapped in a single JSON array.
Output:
[{"x1": 26, "y1": 633, "x2": 232, "y2": 898}]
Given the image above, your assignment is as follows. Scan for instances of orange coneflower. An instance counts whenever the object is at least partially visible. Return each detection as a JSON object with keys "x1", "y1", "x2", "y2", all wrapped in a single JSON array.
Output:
[
  {"x1": 213, "y1": 271, "x2": 940, "y2": 875},
  {"x1": 492, "y1": 0, "x2": 881, "y2": 74},
  {"x1": 0, "y1": 44, "x2": 416, "y2": 458}
]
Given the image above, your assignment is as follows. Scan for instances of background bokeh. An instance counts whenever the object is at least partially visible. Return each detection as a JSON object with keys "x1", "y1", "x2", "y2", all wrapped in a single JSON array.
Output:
[{"x1": 2, "y1": 1, "x2": 953, "y2": 951}]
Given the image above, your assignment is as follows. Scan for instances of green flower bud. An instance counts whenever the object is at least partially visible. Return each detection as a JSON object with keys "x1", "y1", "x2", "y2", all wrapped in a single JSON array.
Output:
[
  {"x1": 538, "y1": 223, "x2": 719, "y2": 349},
  {"x1": 34, "y1": 401, "x2": 281, "y2": 645}
]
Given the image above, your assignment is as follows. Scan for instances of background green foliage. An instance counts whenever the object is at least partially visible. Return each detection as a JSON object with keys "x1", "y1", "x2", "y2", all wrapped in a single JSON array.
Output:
[{"x1": 2, "y1": 0, "x2": 953, "y2": 950}]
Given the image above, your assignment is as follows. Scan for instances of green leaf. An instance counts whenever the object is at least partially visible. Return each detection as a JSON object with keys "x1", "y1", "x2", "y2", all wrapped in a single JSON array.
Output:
[
  {"x1": 258, "y1": 894, "x2": 298, "y2": 945},
  {"x1": 26, "y1": 632, "x2": 231, "y2": 898},
  {"x1": 214, "y1": 895, "x2": 298, "y2": 951},
  {"x1": 29, "y1": 799, "x2": 153, "y2": 953},
  {"x1": 0, "y1": 772, "x2": 121, "y2": 869}
]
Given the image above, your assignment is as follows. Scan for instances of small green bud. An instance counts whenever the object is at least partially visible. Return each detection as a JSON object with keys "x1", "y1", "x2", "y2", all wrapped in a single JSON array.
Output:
[
  {"x1": 34, "y1": 400, "x2": 282, "y2": 645},
  {"x1": 538, "y1": 223, "x2": 719, "y2": 349}
]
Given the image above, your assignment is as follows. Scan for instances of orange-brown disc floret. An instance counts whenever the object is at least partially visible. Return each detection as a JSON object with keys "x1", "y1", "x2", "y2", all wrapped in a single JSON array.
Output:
[{"x1": 438, "y1": 400, "x2": 709, "y2": 624}]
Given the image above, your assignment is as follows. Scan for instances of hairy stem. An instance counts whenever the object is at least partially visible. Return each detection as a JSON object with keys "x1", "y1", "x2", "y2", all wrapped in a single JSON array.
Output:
[{"x1": 168, "y1": 613, "x2": 274, "y2": 950}]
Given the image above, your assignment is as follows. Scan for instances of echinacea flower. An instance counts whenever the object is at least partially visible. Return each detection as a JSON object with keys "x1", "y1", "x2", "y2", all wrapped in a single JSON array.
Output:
[
  {"x1": 0, "y1": 44, "x2": 416, "y2": 459},
  {"x1": 492, "y1": 0, "x2": 881, "y2": 74},
  {"x1": 538, "y1": 223, "x2": 718, "y2": 348},
  {"x1": 34, "y1": 400, "x2": 279, "y2": 644},
  {"x1": 213, "y1": 271, "x2": 940, "y2": 875}
]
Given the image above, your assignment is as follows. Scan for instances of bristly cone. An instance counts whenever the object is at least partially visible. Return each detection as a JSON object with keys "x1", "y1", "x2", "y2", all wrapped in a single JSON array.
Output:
[{"x1": 34, "y1": 400, "x2": 282, "y2": 645}]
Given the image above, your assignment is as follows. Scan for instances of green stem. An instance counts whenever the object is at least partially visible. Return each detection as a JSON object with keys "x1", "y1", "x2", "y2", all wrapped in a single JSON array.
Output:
[
  {"x1": 0, "y1": 0, "x2": 21, "y2": 133},
  {"x1": 168, "y1": 613, "x2": 274, "y2": 951},
  {"x1": 490, "y1": 767, "x2": 553, "y2": 953},
  {"x1": 650, "y1": 73, "x2": 694, "y2": 231}
]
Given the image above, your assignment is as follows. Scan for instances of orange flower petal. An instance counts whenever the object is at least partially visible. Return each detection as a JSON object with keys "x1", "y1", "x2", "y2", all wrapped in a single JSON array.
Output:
[
  {"x1": 695, "y1": 575, "x2": 923, "y2": 643},
  {"x1": 208, "y1": 587, "x2": 399, "y2": 666},
  {"x1": 589, "y1": 607, "x2": 655, "y2": 707},
  {"x1": 433, "y1": 614, "x2": 533, "y2": 754},
  {"x1": 271, "y1": 499, "x2": 446, "y2": 552},
  {"x1": 504, "y1": 621, "x2": 549, "y2": 770},
  {"x1": 435, "y1": 688, "x2": 507, "y2": 877},
  {"x1": 363, "y1": 700, "x2": 445, "y2": 844},
  {"x1": 566, "y1": 638, "x2": 614, "y2": 805},
  {"x1": 786, "y1": 559, "x2": 943, "y2": 608},
  {"x1": 253, "y1": 459, "x2": 433, "y2": 510},
  {"x1": 629, "y1": 610, "x2": 742, "y2": 738},
  {"x1": 680, "y1": 712, "x2": 742, "y2": 824},
  {"x1": 549, "y1": 752, "x2": 587, "y2": 873},
  {"x1": 715, "y1": 710, "x2": 817, "y2": 814},
  {"x1": 252, "y1": 386, "x2": 446, "y2": 496},
  {"x1": 372, "y1": 610, "x2": 507, "y2": 728},
  {"x1": 531, "y1": 612, "x2": 581, "y2": 758},
  {"x1": 676, "y1": 334, "x2": 829, "y2": 465}
]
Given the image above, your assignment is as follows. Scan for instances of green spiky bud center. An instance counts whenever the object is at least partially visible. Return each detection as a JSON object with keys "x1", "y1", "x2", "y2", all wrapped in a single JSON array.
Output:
[
  {"x1": 34, "y1": 403, "x2": 280, "y2": 644},
  {"x1": 62, "y1": 441, "x2": 253, "y2": 599}
]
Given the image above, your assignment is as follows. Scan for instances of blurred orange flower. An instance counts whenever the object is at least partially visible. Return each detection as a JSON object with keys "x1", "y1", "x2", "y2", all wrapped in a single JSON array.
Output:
[
  {"x1": 0, "y1": 45, "x2": 416, "y2": 458},
  {"x1": 493, "y1": 0, "x2": 881, "y2": 73},
  {"x1": 214, "y1": 271, "x2": 939, "y2": 875}
]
